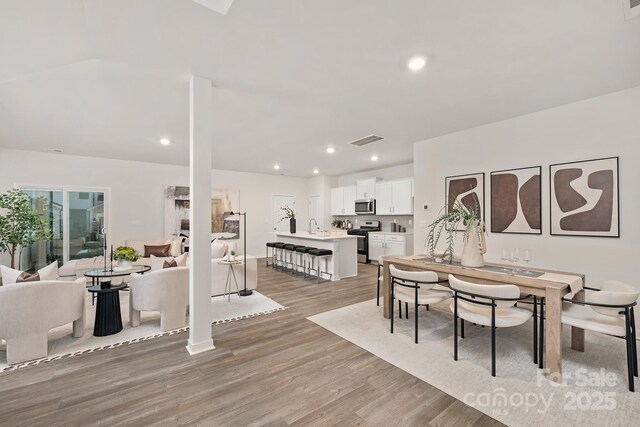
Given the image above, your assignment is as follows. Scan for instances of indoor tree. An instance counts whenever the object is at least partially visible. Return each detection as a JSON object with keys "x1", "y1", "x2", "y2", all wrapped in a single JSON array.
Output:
[{"x1": 0, "y1": 188, "x2": 52, "y2": 269}]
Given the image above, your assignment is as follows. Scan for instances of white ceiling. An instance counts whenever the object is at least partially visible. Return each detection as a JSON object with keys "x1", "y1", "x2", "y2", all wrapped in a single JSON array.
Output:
[{"x1": 1, "y1": 0, "x2": 640, "y2": 177}]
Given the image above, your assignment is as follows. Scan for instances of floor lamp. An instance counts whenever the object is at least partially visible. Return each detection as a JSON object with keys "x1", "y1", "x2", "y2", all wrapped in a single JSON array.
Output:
[{"x1": 224, "y1": 211, "x2": 252, "y2": 296}]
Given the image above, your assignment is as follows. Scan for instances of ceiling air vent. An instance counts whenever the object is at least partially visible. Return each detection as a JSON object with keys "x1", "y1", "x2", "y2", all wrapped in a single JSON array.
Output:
[{"x1": 348, "y1": 135, "x2": 384, "y2": 147}]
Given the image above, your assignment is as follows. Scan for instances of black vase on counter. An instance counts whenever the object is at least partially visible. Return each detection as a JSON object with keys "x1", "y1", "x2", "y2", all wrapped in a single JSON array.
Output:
[{"x1": 290, "y1": 218, "x2": 296, "y2": 233}]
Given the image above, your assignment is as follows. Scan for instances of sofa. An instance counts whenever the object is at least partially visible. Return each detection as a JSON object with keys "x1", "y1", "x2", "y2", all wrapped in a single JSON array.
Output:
[
  {"x1": 129, "y1": 267, "x2": 189, "y2": 332},
  {"x1": 0, "y1": 278, "x2": 86, "y2": 365},
  {"x1": 57, "y1": 238, "x2": 258, "y2": 296}
]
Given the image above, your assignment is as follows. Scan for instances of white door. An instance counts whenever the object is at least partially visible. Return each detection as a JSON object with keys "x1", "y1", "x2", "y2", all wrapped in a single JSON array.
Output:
[
  {"x1": 308, "y1": 195, "x2": 321, "y2": 231},
  {"x1": 272, "y1": 195, "x2": 295, "y2": 233},
  {"x1": 385, "y1": 240, "x2": 405, "y2": 256},
  {"x1": 368, "y1": 234, "x2": 385, "y2": 262},
  {"x1": 392, "y1": 179, "x2": 413, "y2": 215}
]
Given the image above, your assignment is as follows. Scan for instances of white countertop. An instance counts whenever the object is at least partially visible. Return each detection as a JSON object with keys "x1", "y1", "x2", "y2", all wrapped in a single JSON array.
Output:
[
  {"x1": 369, "y1": 231, "x2": 414, "y2": 235},
  {"x1": 274, "y1": 231, "x2": 357, "y2": 241}
]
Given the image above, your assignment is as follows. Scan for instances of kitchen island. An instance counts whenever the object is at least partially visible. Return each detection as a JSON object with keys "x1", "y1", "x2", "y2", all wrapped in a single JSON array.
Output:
[{"x1": 274, "y1": 231, "x2": 358, "y2": 281}]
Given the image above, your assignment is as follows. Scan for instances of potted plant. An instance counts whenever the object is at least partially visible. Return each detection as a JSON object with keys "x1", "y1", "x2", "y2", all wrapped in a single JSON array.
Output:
[
  {"x1": 280, "y1": 205, "x2": 296, "y2": 233},
  {"x1": 0, "y1": 189, "x2": 52, "y2": 269},
  {"x1": 425, "y1": 201, "x2": 486, "y2": 266},
  {"x1": 113, "y1": 246, "x2": 140, "y2": 268},
  {"x1": 229, "y1": 250, "x2": 236, "y2": 262},
  {"x1": 331, "y1": 218, "x2": 344, "y2": 229}
]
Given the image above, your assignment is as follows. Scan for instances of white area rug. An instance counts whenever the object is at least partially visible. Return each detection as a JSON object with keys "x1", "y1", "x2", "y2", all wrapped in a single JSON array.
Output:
[
  {"x1": 308, "y1": 299, "x2": 640, "y2": 427},
  {"x1": 0, "y1": 291, "x2": 285, "y2": 373}
]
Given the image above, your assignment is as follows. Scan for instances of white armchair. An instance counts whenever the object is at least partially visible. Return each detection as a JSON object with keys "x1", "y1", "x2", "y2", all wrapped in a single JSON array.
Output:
[
  {"x1": 129, "y1": 267, "x2": 189, "y2": 332},
  {"x1": 0, "y1": 278, "x2": 86, "y2": 365}
]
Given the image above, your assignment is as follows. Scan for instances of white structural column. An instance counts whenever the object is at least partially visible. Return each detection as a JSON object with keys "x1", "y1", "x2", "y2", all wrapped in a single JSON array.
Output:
[{"x1": 186, "y1": 75, "x2": 215, "y2": 355}]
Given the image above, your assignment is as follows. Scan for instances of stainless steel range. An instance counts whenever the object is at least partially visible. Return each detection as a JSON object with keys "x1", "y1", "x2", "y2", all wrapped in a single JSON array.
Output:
[{"x1": 347, "y1": 220, "x2": 381, "y2": 264}]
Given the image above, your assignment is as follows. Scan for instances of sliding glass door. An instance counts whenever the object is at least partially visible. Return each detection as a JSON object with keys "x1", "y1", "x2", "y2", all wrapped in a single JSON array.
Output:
[{"x1": 19, "y1": 187, "x2": 107, "y2": 271}]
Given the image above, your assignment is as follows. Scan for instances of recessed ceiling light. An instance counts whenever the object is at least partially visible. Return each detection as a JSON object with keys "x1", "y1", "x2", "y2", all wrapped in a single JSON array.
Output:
[
  {"x1": 273, "y1": 164, "x2": 281, "y2": 170},
  {"x1": 370, "y1": 155, "x2": 379, "y2": 161},
  {"x1": 326, "y1": 147, "x2": 335, "y2": 154},
  {"x1": 160, "y1": 138, "x2": 171, "y2": 146},
  {"x1": 313, "y1": 169, "x2": 319, "y2": 174},
  {"x1": 407, "y1": 55, "x2": 427, "y2": 71}
]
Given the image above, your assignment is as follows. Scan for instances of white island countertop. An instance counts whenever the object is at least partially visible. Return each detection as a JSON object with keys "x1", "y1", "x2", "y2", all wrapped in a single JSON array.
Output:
[{"x1": 274, "y1": 231, "x2": 357, "y2": 241}]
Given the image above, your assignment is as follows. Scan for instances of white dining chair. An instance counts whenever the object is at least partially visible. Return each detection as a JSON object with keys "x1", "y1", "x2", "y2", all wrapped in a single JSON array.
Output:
[
  {"x1": 448, "y1": 274, "x2": 535, "y2": 377},
  {"x1": 562, "y1": 280, "x2": 638, "y2": 392},
  {"x1": 390, "y1": 264, "x2": 451, "y2": 343}
]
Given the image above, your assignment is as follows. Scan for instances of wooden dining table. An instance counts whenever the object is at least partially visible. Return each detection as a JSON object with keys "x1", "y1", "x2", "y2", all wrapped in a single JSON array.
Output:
[{"x1": 381, "y1": 255, "x2": 586, "y2": 383}]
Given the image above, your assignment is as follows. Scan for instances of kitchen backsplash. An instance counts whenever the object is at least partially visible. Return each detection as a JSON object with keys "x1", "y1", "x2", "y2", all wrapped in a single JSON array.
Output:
[{"x1": 337, "y1": 215, "x2": 414, "y2": 233}]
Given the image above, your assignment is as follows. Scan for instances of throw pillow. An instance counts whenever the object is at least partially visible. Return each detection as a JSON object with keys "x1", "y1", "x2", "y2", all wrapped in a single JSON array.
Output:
[
  {"x1": 163, "y1": 259, "x2": 178, "y2": 269},
  {"x1": 144, "y1": 244, "x2": 172, "y2": 257},
  {"x1": 166, "y1": 238, "x2": 182, "y2": 257},
  {"x1": 210, "y1": 239, "x2": 227, "y2": 258},
  {"x1": 16, "y1": 272, "x2": 40, "y2": 282},
  {"x1": 175, "y1": 252, "x2": 188, "y2": 267},
  {"x1": 0, "y1": 261, "x2": 58, "y2": 285},
  {"x1": 150, "y1": 254, "x2": 173, "y2": 271}
]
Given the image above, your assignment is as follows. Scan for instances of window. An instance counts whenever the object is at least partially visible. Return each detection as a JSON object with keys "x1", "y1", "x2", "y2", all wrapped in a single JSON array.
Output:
[{"x1": 19, "y1": 187, "x2": 108, "y2": 271}]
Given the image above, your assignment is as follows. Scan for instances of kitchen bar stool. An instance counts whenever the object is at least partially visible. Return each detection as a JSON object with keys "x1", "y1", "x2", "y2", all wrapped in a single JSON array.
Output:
[
  {"x1": 266, "y1": 242, "x2": 277, "y2": 268},
  {"x1": 307, "y1": 248, "x2": 333, "y2": 283},
  {"x1": 283, "y1": 244, "x2": 296, "y2": 272},
  {"x1": 294, "y1": 246, "x2": 315, "y2": 277},
  {"x1": 273, "y1": 242, "x2": 286, "y2": 270}
]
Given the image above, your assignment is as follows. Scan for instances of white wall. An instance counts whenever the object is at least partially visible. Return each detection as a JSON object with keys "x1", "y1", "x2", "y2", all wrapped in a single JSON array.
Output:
[
  {"x1": 413, "y1": 85, "x2": 640, "y2": 288},
  {"x1": 0, "y1": 148, "x2": 310, "y2": 264}
]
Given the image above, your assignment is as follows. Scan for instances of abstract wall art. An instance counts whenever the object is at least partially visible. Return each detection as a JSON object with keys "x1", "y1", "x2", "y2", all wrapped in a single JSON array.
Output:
[
  {"x1": 550, "y1": 157, "x2": 619, "y2": 237},
  {"x1": 491, "y1": 166, "x2": 541, "y2": 234},
  {"x1": 445, "y1": 172, "x2": 484, "y2": 231},
  {"x1": 164, "y1": 186, "x2": 240, "y2": 240}
]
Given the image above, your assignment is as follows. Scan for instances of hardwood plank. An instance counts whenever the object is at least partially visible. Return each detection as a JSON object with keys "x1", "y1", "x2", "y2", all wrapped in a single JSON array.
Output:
[{"x1": 0, "y1": 260, "x2": 501, "y2": 426}]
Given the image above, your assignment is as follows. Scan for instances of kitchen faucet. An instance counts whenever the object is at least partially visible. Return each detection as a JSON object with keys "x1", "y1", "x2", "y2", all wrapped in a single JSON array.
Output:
[{"x1": 308, "y1": 218, "x2": 318, "y2": 234}]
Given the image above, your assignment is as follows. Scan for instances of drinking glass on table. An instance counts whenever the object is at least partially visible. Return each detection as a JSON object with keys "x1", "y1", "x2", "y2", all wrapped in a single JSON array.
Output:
[
  {"x1": 500, "y1": 249, "x2": 511, "y2": 271},
  {"x1": 523, "y1": 249, "x2": 532, "y2": 267},
  {"x1": 510, "y1": 248, "x2": 521, "y2": 274}
]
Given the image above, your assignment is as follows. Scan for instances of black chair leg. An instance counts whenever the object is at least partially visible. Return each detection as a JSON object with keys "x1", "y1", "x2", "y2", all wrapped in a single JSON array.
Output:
[
  {"x1": 460, "y1": 319, "x2": 465, "y2": 338},
  {"x1": 414, "y1": 302, "x2": 419, "y2": 344},
  {"x1": 491, "y1": 304, "x2": 496, "y2": 377},
  {"x1": 539, "y1": 297, "x2": 545, "y2": 369},
  {"x1": 426, "y1": 305, "x2": 429, "y2": 311},
  {"x1": 376, "y1": 265, "x2": 381, "y2": 306},
  {"x1": 533, "y1": 296, "x2": 538, "y2": 365},
  {"x1": 390, "y1": 295, "x2": 394, "y2": 334},
  {"x1": 405, "y1": 303, "x2": 409, "y2": 319},
  {"x1": 398, "y1": 300, "x2": 402, "y2": 319},
  {"x1": 453, "y1": 298, "x2": 458, "y2": 361},
  {"x1": 631, "y1": 308, "x2": 638, "y2": 377},
  {"x1": 626, "y1": 310, "x2": 634, "y2": 392}
]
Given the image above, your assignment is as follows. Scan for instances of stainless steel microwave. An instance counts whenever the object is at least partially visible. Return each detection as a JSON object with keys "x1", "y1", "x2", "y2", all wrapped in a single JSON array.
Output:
[{"x1": 355, "y1": 199, "x2": 376, "y2": 215}]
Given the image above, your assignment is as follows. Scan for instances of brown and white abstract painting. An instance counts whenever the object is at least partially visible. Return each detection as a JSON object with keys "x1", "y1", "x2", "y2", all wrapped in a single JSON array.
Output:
[
  {"x1": 445, "y1": 172, "x2": 484, "y2": 231},
  {"x1": 491, "y1": 166, "x2": 541, "y2": 234},
  {"x1": 550, "y1": 157, "x2": 619, "y2": 237}
]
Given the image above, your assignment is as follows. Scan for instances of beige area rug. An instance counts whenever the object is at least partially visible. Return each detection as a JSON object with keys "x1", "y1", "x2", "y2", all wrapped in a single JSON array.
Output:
[
  {"x1": 0, "y1": 290, "x2": 286, "y2": 373},
  {"x1": 307, "y1": 299, "x2": 640, "y2": 427}
]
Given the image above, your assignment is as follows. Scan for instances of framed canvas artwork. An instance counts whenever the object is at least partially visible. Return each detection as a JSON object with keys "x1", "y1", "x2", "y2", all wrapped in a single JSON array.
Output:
[
  {"x1": 445, "y1": 172, "x2": 484, "y2": 231},
  {"x1": 490, "y1": 166, "x2": 541, "y2": 234},
  {"x1": 550, "y1": 157, "x2": 619, "y2": 237}
]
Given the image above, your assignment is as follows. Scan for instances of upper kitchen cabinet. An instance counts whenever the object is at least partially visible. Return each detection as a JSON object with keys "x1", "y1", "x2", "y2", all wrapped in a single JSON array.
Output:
[
  {"x1": 331, "y1": 186, "x2": 357, "y2": 216},
  {"x1": 356, "y1": 177, "x2": 379, "y2": 200},
  {"x1": 375, "y1": 179, "x2": 413, "y2": 215}
]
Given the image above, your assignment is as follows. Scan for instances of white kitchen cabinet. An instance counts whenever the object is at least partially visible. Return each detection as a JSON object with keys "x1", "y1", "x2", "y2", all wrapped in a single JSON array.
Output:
[
  {"x1": 343, "y1": 185, "x2": 357, "y2": 215},
  {"x1": 356, "y1": 178, "x2": 379, "y2": 199},
  {"x1": 331, "y1": 186, "x2": 357, "y2": 216},
  {"x1": 374, "y1": 179, "x2": 413, "y2": 215},
  {"x1": 368, "y1": 232, "x2": 414, "y2": 259}
]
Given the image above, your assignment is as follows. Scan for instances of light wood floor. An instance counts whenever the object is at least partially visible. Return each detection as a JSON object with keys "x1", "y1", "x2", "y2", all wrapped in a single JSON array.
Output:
[{"x1": 0, "y1": 261, "x2": 502, "y2": 427}]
